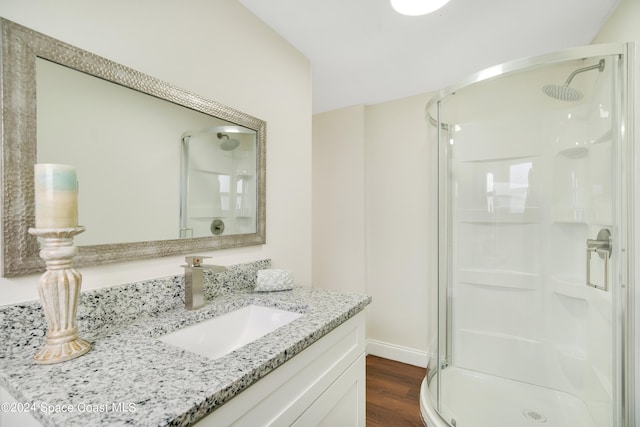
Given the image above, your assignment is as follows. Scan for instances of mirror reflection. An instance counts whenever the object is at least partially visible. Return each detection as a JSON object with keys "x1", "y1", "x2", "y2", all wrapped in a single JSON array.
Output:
[
  {"x1": 36, "y1": 58, "x2": 258, "y2": 246},
  {"x1": 180, "y1": 125, "x2": 257, "y2": 239},
  {"x1": 1, "y1": 18, "x2": 266, "y2": 277}
]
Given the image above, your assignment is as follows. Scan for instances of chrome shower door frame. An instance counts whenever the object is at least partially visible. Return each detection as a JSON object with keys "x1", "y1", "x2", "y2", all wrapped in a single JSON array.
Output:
[{"x1": 426, "y1": 42, "x2": 635, "y2": 427}]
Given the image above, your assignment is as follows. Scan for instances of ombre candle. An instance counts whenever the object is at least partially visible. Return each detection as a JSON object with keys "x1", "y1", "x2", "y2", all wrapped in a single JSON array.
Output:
[{"x1": 34, "y1": 164, "x2": 78, "y2": 229}]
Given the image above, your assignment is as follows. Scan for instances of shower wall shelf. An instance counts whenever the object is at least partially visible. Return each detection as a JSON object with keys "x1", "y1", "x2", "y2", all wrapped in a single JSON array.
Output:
[
  {"x1": 191, "y1": 168, "x2": 229, "y2": 175},
  {"x1": 458, "y1": 269, "x2": 539, "y2": 290},
  {"x1": 551, "y1": 210, "x2": 612, "y2": 225},
  {"x1": 552, "y1": 277, "x2": 591, "y2": 300},
  {"x1": 457, "y1": 154, "x2": 540, "y2": 163},
  {"x1": 186, "y1": 207, "x2": 227, "y2": 217},
  {"x1": 557, "y1": 146, "x2": 589, "y2": 158},
  {"x1": 552, "y1": 277, "x2": 613, "y2": 322},
  {"x1": 591, "y1": 129, "x2": 612, "y2": 145},
  {"x1": 553, "y1": 129, "x2": 613, "y2": 156},
  {"x1": 551, "y1": 208, "x2": 589, "y2": 224},
  {"x1": 189, "y1": 215, "x2": 229, "y2": 220},
  {"x1": 586, "y1": 215, "x2": 613, "y2": 227},
  {"x1": 457, "y1": 207, "x2": 541, "y2": 223}
]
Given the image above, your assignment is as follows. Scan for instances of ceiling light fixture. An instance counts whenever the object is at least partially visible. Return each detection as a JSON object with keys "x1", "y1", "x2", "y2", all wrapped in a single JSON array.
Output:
[{"x1": 390, "y1": 0, "x2": 451, "y2": 16}]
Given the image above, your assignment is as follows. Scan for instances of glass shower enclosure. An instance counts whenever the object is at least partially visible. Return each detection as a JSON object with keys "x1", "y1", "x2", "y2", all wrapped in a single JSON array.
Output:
[{"x1": 421, "y1": 44, "x2": 634, "y2": 426}]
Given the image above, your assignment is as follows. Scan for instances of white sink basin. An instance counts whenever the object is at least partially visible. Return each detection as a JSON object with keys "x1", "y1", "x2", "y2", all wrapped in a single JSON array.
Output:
[{"x1": 159, "y1": 305, "x2": 303, "y2": 360}]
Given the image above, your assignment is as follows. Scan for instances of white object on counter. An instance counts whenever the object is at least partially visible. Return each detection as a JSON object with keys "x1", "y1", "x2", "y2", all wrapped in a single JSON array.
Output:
[{"x1": 255, "y1": 269, "x2": 294, "y2": 292}]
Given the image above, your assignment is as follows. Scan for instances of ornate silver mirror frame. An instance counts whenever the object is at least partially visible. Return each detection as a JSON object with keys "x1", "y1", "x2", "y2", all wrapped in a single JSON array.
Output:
[{"x1": 1, "y1": 18, "x2": 266, "y2": 277}]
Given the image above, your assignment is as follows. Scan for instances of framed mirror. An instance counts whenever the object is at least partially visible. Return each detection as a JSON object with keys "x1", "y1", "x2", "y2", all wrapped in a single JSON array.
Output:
[{"x1": 1, "y1": 18, "x2": 266, "y2": 277}]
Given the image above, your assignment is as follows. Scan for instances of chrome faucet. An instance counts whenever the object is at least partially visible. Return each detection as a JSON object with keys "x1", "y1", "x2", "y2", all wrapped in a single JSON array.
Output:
[{"x1": 182, "y1": 256, "x2": 226, "y2": 310}]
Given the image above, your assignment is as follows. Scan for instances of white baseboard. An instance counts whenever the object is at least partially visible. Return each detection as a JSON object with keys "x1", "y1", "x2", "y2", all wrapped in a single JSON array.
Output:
[{"x1": 366, "y1": 339, "x2": 428, "y2": 368}]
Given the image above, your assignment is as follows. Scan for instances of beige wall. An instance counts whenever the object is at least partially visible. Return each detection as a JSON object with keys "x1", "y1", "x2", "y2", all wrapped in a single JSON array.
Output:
[
  {"x1": 593, "y1": 0, "x2": 640, "y2": 44},
  {"x1": 312, "y1": 105, "x2": 366, "y2": 294},
  {"x1": 0, "y1": 0, "x2": 312, "y2": 304},
  {"x1": 364, "y1": 94, "x2": 435, "y2": 365},
  {"x1": 313, "y1": 93, "x2": 434, "y2": 366}
]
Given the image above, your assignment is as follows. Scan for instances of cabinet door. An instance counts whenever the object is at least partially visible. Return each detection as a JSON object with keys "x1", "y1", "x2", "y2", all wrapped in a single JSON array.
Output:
[
  {"x1": 195, "y1": 312, "x2": 366, "y2": 427},
  {"x1": 292, "y1": 354, "x2": 365, "y2": 427}
]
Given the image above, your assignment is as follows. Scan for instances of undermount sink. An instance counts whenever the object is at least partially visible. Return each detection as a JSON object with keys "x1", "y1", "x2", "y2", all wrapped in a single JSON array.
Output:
[{"x1": 159, "y1": 305, "x2": 303, "y2": 360}]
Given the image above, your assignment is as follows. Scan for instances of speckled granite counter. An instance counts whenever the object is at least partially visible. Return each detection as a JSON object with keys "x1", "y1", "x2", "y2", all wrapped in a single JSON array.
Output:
[{"x1": 0, "y1": 260, "x2": 371, "y2": 426}]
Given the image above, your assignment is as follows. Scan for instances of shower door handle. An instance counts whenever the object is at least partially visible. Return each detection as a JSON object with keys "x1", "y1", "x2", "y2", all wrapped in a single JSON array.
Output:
[{"x1": 586, "y1": 228, "x2": 611, "y2": 291}]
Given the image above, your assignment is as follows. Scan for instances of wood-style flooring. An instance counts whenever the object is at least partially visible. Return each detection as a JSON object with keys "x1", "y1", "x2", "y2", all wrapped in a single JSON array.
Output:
[{"x1": 366, "y1": 355, "x2": 427, "y2": 427}]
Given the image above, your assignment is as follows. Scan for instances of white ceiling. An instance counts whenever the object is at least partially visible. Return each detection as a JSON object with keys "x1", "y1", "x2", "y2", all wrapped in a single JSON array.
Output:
[{"x1": 238, "y1": 0, "x2": 620, "y2": 114}]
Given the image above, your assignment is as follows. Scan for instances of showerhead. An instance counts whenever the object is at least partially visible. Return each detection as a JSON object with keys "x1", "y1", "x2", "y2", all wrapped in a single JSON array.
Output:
[
  {"x1": 542, "y1": 59, "x2": 605, "y2": 102},
  {"x1": 541, "y1": 83, "x2": 584, "y2": 102},
  {"x1": 217, "y1": 132, "x2": 240, "y2": 151}
]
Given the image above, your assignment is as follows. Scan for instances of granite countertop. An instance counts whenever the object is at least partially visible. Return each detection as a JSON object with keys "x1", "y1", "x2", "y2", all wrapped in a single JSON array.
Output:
[{"x1": 0, "y1": 260, "x2": 371, "y2": 426}]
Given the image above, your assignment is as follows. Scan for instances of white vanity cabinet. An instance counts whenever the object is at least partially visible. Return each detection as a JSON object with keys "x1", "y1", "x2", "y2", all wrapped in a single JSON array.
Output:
[{"x1": 197, "y1": 311, "x2": 366, "y2": 427}]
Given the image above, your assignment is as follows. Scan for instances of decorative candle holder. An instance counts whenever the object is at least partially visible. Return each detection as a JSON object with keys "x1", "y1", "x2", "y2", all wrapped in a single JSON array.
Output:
[{"x1": 28, "y1": 226, "x2": 91, "y2": 364}]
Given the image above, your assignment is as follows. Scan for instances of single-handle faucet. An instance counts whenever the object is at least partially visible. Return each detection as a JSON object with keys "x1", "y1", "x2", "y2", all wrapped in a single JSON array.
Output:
[{"x1": 182, "y1": 256, "x2": 227, "y2": 310}]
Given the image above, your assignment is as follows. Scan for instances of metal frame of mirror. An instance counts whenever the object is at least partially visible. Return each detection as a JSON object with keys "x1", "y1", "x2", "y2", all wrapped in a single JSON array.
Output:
[{"x1": 0, "y1": 18, "x2": 266, "y2": 277}]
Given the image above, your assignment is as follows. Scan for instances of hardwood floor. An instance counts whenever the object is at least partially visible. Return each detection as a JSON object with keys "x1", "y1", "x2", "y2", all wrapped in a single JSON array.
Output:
[{"x1": 366, "y1": 355, "x2": 427, "y2": 427}]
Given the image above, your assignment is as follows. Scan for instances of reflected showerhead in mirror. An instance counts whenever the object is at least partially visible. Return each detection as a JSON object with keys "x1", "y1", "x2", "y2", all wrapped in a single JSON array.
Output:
[
  {"x1": 542, "y1": 59, "x2": 605, "y2": 102},
  {"x1": 217, "y1": 132, "x2": 240, "y2": 151}
]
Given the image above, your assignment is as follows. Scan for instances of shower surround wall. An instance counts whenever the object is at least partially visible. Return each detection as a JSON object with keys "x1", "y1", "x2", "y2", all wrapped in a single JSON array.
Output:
[{"x1": 445, "y1": 57, "x2": 616, "y2": 426}]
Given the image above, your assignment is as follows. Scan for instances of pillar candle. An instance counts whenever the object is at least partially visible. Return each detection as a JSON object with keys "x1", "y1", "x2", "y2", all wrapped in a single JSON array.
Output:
[{"x1": 34, "y1": 163, "x2": 78, "y2": 228}]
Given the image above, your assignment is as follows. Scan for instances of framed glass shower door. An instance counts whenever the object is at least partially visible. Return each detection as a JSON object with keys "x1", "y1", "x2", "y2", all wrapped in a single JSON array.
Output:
[{"x1": 425, "y1": 44, "x2": 632, "y2": 427}]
